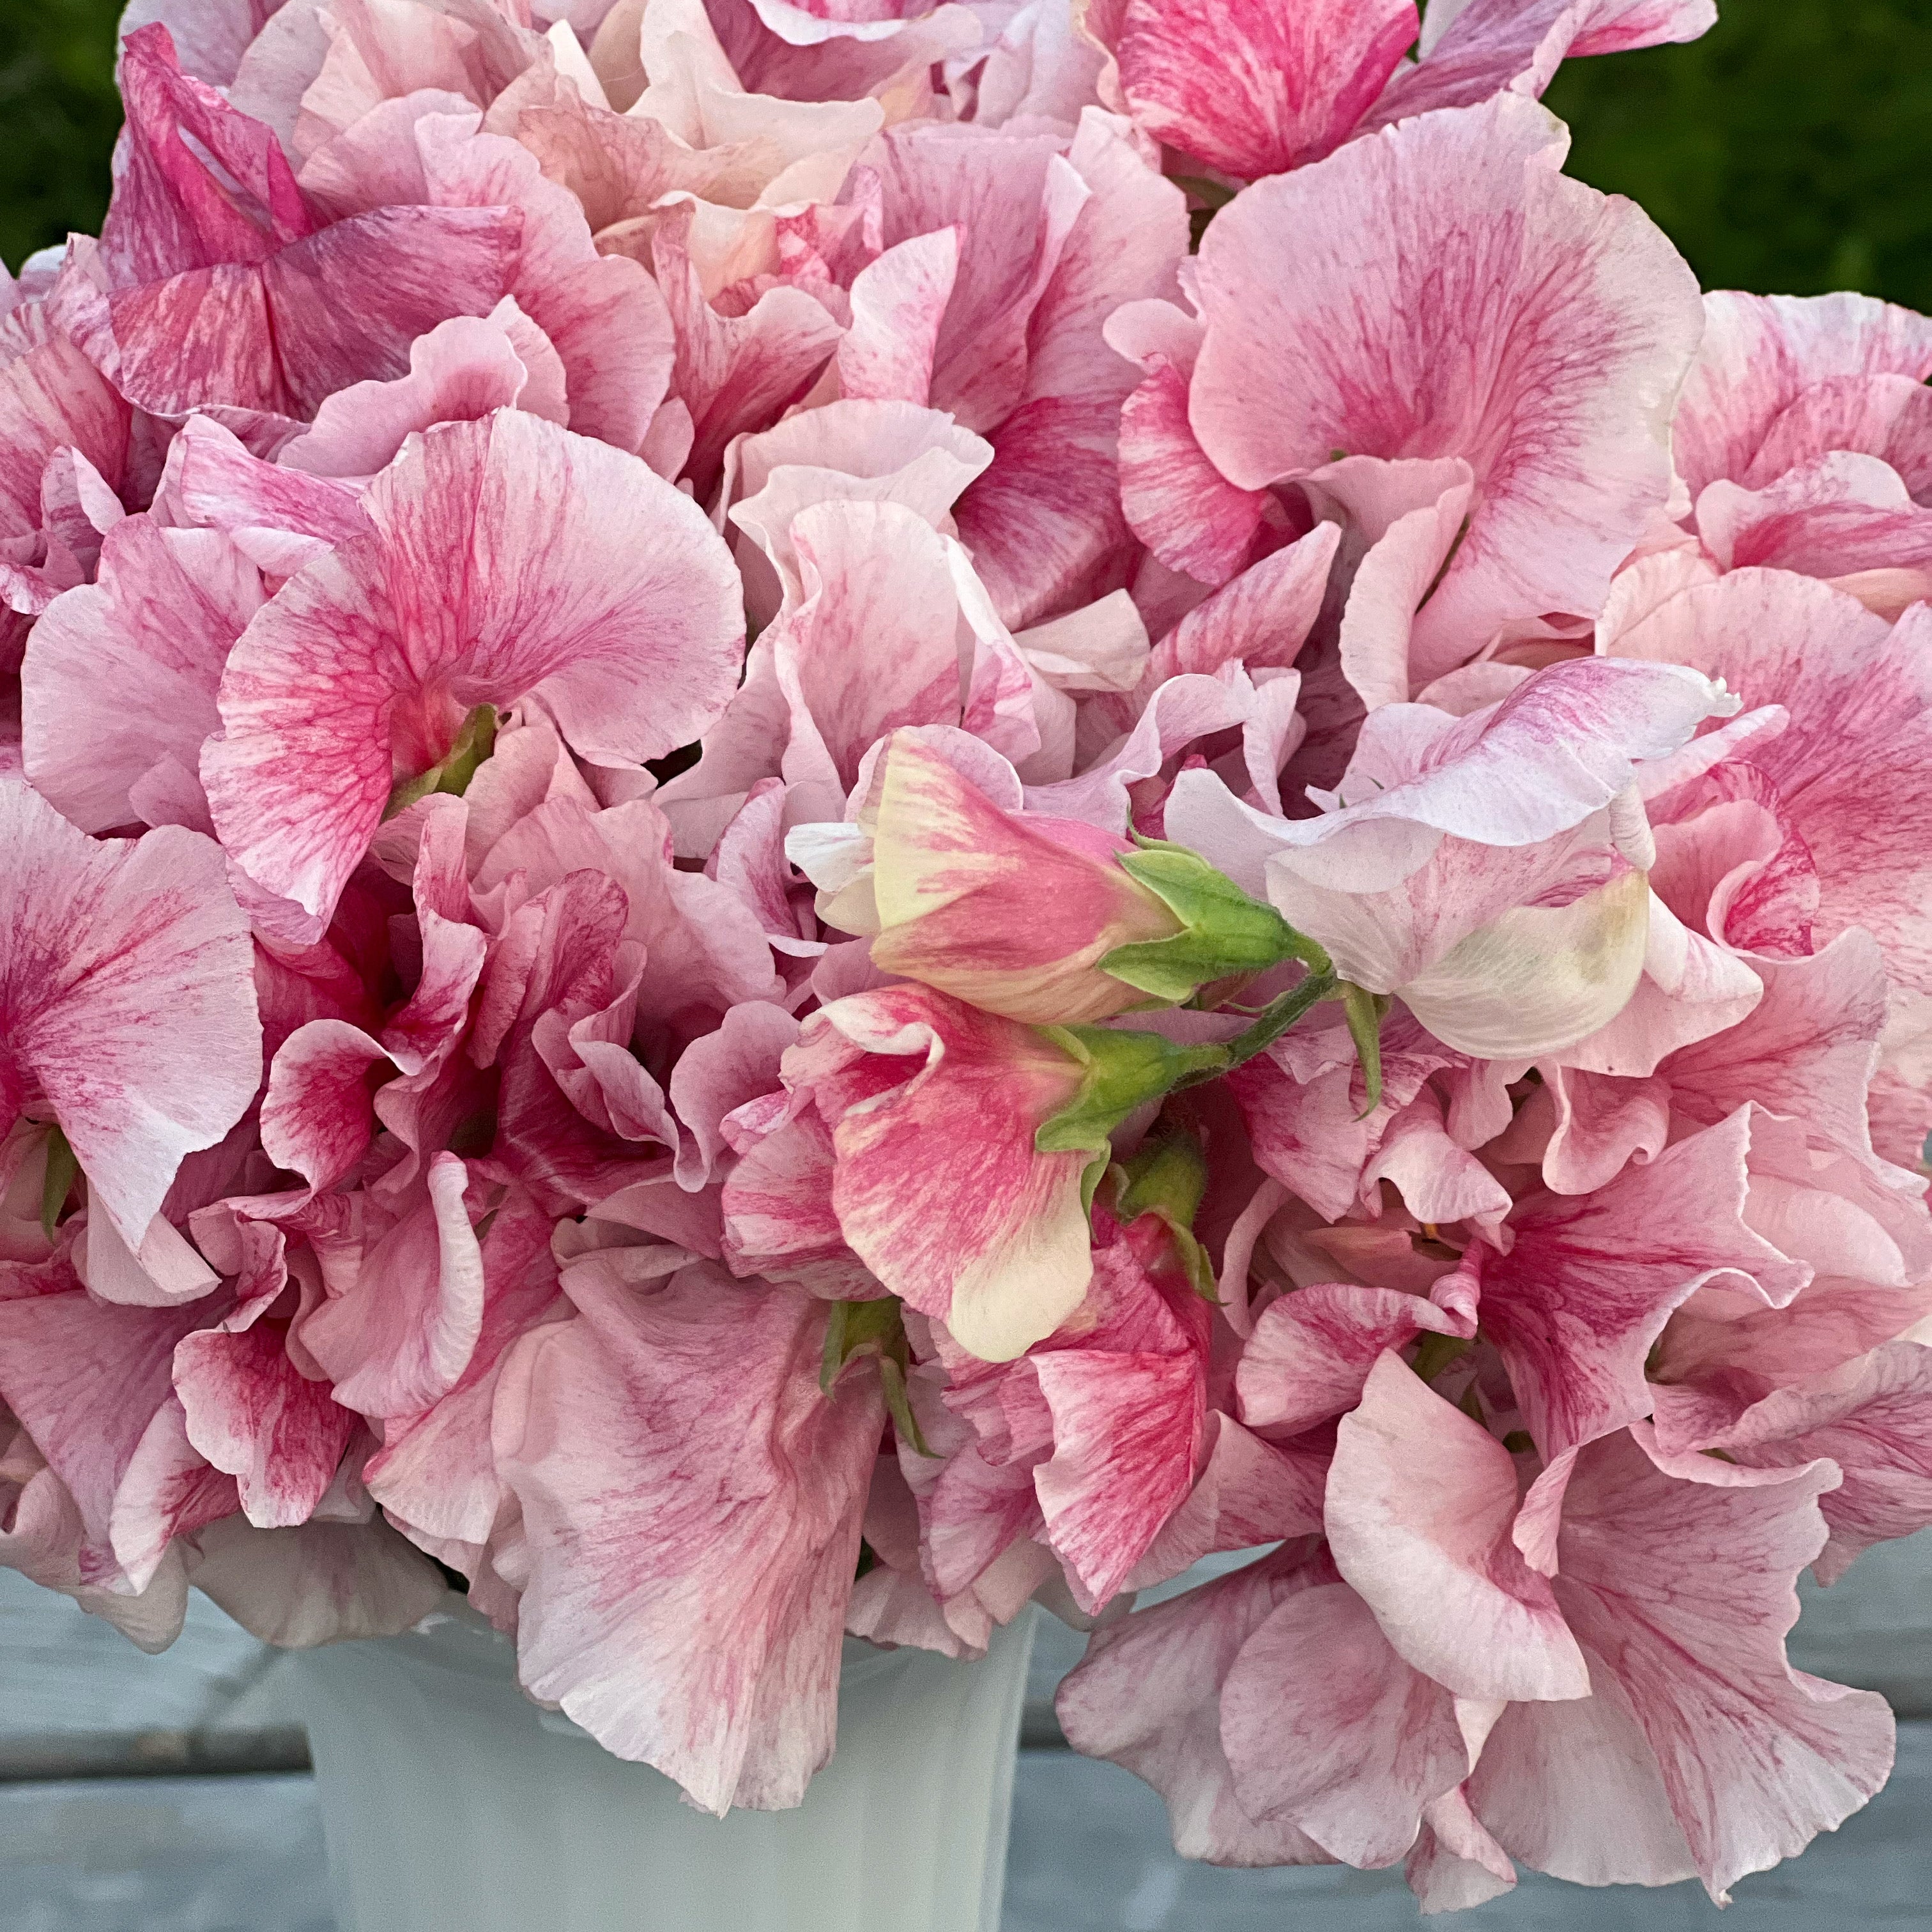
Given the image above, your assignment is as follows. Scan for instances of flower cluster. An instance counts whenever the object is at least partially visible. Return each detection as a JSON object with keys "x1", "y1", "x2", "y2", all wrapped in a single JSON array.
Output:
[{"x1": 4, "y1": 0, "x2": 1932, "y2": 1908}]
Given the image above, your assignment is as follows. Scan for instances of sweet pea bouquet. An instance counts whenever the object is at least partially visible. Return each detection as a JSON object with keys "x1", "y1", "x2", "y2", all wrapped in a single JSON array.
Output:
[{"x1": 6, "y1": 0, "x2": 1932, "y2": 1910}]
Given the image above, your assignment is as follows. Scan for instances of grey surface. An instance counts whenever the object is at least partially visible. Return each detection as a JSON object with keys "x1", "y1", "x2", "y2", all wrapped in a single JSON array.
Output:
[
  {"x1": 3, "y1": 1538, "x2": 1931, "y2": 1928},
  {"x1": 2, "y1": 1736, "x2": 1931, "y2": 1932},
  {"x1": 0, "y1": 1776, "x2": 331, "y2": 1932},
  {"x1": 1005, "y1": 1725, "x2": 1932, "y2": 1928}
]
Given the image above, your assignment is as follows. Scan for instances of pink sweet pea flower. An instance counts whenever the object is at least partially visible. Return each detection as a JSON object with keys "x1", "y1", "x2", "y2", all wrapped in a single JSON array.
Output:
[
  {"x1": 1126, "y1": 93, "x2": 1703, "y2": 664},
  {"x1": 855, "y1": 732, "x2": 1184, "y2": 1023},
  {"x1": 728, "y1": 983, "x2": 1094, "y2": 1359},
  {"x1": 201, "y1": 409, "x2": 744, "y2": 928},
  {"x1": 1085, "y1": 0, "x2": 1712, "y2": 187},
  {"x1": 1167, "y1": 657, "x2": 1736, "y2": 1057},
  {"x1": 494, "y1": 1256, "x2": 885, "y2": 1813},
  {"x1": 0, "y1": 781, "x2": 260, "y2": 1290}
]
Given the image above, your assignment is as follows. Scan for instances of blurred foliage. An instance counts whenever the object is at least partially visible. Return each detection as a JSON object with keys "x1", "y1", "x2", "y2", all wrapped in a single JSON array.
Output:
[
  {"x1": 1545, "y1": 0, "x2": 1932, "y2": 312},
  {"x1": 1, "y1": 0, "x2": 123, "y2": 275},
  {"x1": 1, "y1": 0, "x2": 1929, "y2": 310}
]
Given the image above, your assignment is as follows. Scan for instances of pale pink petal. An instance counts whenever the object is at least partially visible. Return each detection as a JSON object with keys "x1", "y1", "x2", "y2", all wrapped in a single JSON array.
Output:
[
  {"x1": 494, "y1": 1259, "x2": 884, "y2": 1813},
  {"x1": 652, "y1": 211, "x2": 845, "y2": 497},
  {"x1": 185, "y1": 1511, "x2": 450, "y2": 1644},
  {"x1": 1467, "y1": 1648, "x2": 1698, "y2": 1886},
  {"x1": 1056, "y1": 1547, "x2": 1339, "y2": 1866},
  {"x1": 1508, "y1": 1429, "x2": 1895, "y2": 1899},
  {"x1": 0, "y1": 785, "x2": 260, "y2": 1251},
  {"x1": 1125, "y1": 1411, "x2": 1328, "y2": 1590},
  {"x1": 835, "y1": 227, "x2": 960, "y2": 403},
  {"x1": 1407, "y1": 1785, "x2": 1517, "y2": 1912},
  {"x1": 278, "y1": 303, "x2": 569, "y2": 479},
  {"x1": 164, "y1": 412, "x2": 371, "y2": 576},
  {"x1": 1684, "y1": 1342, "x2": 1932, "y2": 1584},
  {"x1": 23, "y1": 518, "x2": 263, "y2": 834},
  {"x1": 1220, "y1": 1579, "x2": 1469, "y2": 1867},
  {"x1": 1328, "y1": 1352, "x2": 1588, "y2": 1702},
  {"x1": 1188, "y1": 95, "x2": 1703, "y2": 657},
  {"x1": 1471, "y1": 1108, "x2": 1810, "y2": 1460}
]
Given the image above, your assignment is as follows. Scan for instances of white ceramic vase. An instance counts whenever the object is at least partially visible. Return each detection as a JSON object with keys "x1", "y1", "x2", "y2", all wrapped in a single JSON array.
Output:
[{"x1": 291, "y1": 1604, "x2": 1036, "y2": 1932}]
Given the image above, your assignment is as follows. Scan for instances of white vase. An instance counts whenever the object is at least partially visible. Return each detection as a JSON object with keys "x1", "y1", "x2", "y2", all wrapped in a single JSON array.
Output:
[{"x1": 291, "y1": 1605, "x2": 1036, "y2": 1932}]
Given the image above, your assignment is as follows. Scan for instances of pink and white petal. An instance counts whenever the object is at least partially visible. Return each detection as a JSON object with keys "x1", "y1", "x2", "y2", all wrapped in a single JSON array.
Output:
[
  {"x1": 493, "y1": 1261, "x2": 883, "y2": 1813},
  {"x1": 278, "y1": 307, "x2": 561, "y2": 479},
  {"x1": 1190, "y1": 95, "x2": 1703, "y2": 657},
  {"x1": 1116, "y1": 0, "x2": 1418, "y2": 178},
  {"x1": 297, "y1": 1153, "x2": 485, "y2": 1418},
  {"x1": 1745, "y1": 372, "x2": 1932, "y2": 498},
  {"x1": 835, "y1": 227, "x2": 960, "y2": 404},
  {"x1": 1055, "y1": 1546, "x2": 1339, "y2": 1866},
  {"x1": 23, "y1": 518, "x2": 263, "y2": 834},
  {"x1": 1237, "y1": 1277, "x2": 1476, "y2": 1438},
  {"x1": 1125, "y1": 1412, "x2": 1328, "y2": 1590},
  {"x1": 1115, "y1": 354, "x2": 1271, "y2": 586},
  {"x1": 1609, "y1": 574, "x2": 1932, "y2": 1001},
  {"x1": 1327, "y1": 1353, "x2": 1588, "y2": 1703},
  {"x1": 1142, "y1": 522, "x2": 1341, "y2": 693},
  {"x1": 1367, "y1": 0, "x2": 1713, "y2": 129},
  {"x1": 812, "y1": 986, "x2": 1092, "y2": 1361},
  {"x1": 1032, "y1": 1349, "x2": 1201, "y2": 1611},
  {"x1": 1471, "y1": 1108, "x2": 1811, "y2": 1461},
  {"x1": 174, "y1": 1312, "x2": 354, "y2": 1529},
  {"x1": 0, "y1": 1283, "x2": 211, "y2": 1583},
  {"x1": 1673, "y1": 290, "x2": 1932, "y2": 498},
  {"x1": 1540, "y1": 1064, "x2": 1670, "y2": 1194},
  {"x1": 1220, "y1": 1579, "x2": 1469, "y2": 1868},
  {"x1": 0, "y1": 788, "x2": 260, "y2": 1250}
]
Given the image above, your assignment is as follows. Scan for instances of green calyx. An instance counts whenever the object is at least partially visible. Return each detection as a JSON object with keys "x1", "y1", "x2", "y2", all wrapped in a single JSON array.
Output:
[
  {"x1": 1034, "y1": 1024, "x2": 1232, "y2": 1208},
  {"x1": 1099, "y1": 839, "x2": 1330, "y2": 1007},
  {"x1": 820, "y1": 1296, "x2": 935, "y2": 1458},
  {"x1": 1112, "y1": 1126, "x2": 1217, "y2": 1301},
  {"x1": 384, "y1": 703, "x2": 499, "y2": 821},
  {"x1": 1339, "y1": 983, "x2": 1390, "y2": 1117},
  {"x1": 40, "y1": 1124, "x2": 78, "y2": 1241}
]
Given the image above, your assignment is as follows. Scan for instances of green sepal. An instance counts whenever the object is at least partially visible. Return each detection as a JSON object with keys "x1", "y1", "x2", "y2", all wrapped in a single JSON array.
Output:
[
  {"x1": 1114, "y1": 1128, "x2": 1208, "y2": 1234},
  {"x1": 1339, "y1": 982, "x2": 1390, "y2": 1118},
  {"x1": 820, "y1": 1296, "x2": 936, "y2": 1457},
  {"x1": 1099, "y1": 841, "x2": 1330, "y2": 1005},
  {"x1": 384, "y1": 703, "x2": 499, "y2": 820},
  {"x1": 1220, "y1": 970, "x2": 1338, "y2": 1068},
  {"x1": 1409, "y1": 1331, "x2": 1471, "y2": 1384},
  {"x1": 1113, "y1": 1128, "x2": 1218, "y2": 1302},
  {"x1": 40, "y1": 1125, "x2": 77, "y2": 1241},
  {"x1": 1034, "y1": 1024, "x2": 1232, "y2": 1160}
]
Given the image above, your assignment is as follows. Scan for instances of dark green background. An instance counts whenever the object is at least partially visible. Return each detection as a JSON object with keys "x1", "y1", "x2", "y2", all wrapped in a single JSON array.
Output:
[{"x1": 3, "y1": 0, "x2": 1929, "y2": 308}]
